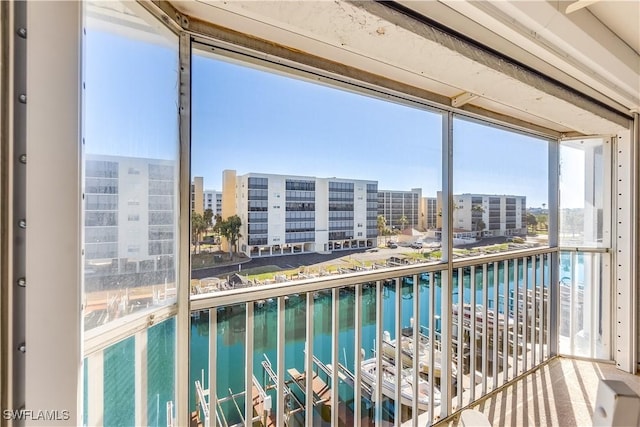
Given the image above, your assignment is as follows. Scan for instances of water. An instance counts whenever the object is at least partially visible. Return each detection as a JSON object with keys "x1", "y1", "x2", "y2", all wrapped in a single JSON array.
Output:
[{"x1": 190, "y1": 259, "x2": 550, "y2": 423}]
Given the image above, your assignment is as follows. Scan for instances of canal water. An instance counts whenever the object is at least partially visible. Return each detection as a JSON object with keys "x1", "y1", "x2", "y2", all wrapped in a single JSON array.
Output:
[
  {"x1": 190, "y1": 259, "x2": 550, "y2": 424},
  {"x1": 85, "y1": 256, "x2": 560, "y2": 426}
]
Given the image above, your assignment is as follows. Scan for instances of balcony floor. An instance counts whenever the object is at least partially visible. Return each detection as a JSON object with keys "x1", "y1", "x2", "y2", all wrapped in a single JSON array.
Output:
[{"x1": 446, "y1": 357, "x2": 640, "y2": 426}]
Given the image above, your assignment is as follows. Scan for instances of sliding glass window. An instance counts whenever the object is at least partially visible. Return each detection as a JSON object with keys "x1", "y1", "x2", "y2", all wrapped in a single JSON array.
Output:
[
  {"x1": 452, "y1": 117, "x2": 550, "y2": 255},
  {"x1": 190, "y1": 45, "x2": 444, "y2": 424},
  {"x1": 82, "y1": 1, "x2": 179, "y2": 330},
  {"x1": 82, "y1": 1, "x2": 179, "y2": 424},
  {"x1": 190, "y1": 45, "x2": 443, "y2": 285}
]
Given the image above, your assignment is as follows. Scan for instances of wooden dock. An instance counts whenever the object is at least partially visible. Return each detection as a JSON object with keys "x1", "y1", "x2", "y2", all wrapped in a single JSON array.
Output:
[
  {"x1": 251, "y1": 384, "x2": 277, "y2": 427},
  {"x1": 287, "y1": 366, "x2": 374, "y2": 426}
]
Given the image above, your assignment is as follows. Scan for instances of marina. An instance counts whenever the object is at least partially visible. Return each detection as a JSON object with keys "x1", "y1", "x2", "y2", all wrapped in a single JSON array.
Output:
[{"x1": 186, "y1": 261, "x2": 551, "y2": 426}]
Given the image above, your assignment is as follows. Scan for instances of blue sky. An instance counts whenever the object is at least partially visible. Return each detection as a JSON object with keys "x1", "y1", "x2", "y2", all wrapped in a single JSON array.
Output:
[
  {"x1": 84, "y1": 27, "x2": 550, "y2": 208},
  {"x1": 192, "y1": 54, "x2": 550, "y2": 207}
]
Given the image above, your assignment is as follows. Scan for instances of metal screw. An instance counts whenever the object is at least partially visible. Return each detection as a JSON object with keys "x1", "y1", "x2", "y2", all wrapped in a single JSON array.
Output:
[
  {"x1": 17, "y1": 28, "x2": 26, "y2": 38},
  {"x1": 17, "y1": 278, "x2": 26, "y2": 287},
  {"x1": 18, "y1": 344, "x2": 26, "y2": 353},
  {"x1": 18, "y1": 94, "x2": 26, "y2": 104},
  {"x1": 18, "y1": 219, "x2": 26, "y2": 229},
  {"x1": 19, "y1": 154, "x2": 26, "y2": 164}
]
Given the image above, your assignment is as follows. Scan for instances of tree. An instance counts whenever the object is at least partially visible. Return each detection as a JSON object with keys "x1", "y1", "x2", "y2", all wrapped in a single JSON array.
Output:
[
  {"x1": 212, "y1": 214, "x2": 223, "y2": 247},
  {"x1": 536, "y1": 214, "x2": 548, "y2": 231},
  {"x1": 191, "y1": 212, "x2": 208, "y2": 254},
  {"x1": 526, "y1": 212, "x2": 538, "y2": 233},
  {"x1": 219, "y1": 215, "x2": 242, "y2": 259},
  {"x1": 376, "y1": 215, "x2": 387, "y2": 243},
  {"x1": 203, "y1": 208, "x2": 214, "y2": 231},
  {"x1": 471, "y1": 204, "x2": 485, "y2": 233},
  {"x1": 399, "y1": 215, "x2": 408, "y2": 230}
]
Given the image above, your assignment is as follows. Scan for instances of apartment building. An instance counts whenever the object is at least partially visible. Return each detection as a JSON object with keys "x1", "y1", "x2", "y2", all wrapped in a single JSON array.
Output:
[
  {"x1": 11, "y1": 2, "x2": 639, "y2": 426},
  {"x1": 203, "y1": 189, "x2": 222, "y2": 215},
  {"x1": 191, "y1": 176, "x2": 203, "y2": 214},
  {"x1": 84, "y1": 154, "x2": 176, "y2": 287},
  {"x1": 421, "y1": 196, "x2": 438, "y2": 230},
  {"x1": 222, "y1": 170, "x2": 378, "y2": 256},
  {"x1": 377, "y1": 188, "x2": 422, "y2": 231},
  {"x1": 436, "y1": 192, "x2": 527, "y2": 237}
]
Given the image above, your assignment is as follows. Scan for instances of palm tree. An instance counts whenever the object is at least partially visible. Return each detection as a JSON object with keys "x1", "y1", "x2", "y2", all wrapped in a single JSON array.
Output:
[
  {"x1": 399, "y1": 215, "x2": 408, "y2": 230},
  {"x1": 526, "y1": 212, "x2": 538, "y2": 233},
  {"x1": 471, "y1": 204, "x2": 485, "y2": 234},
  {"x1": 203, "y1": 208, "x2": 214, "y2": 232},
  {"x1": 536, "y1": 214, "x2": 548, "y2": 231},
  {"x1": 191, "y1": 212, "x2": 208, "y2": 254},
  {"x1": 376, "y1": 215, "x2": 387, "y2": 245},
  {"x1": 219, "y1": 215, "x2": 243, "y2": 259},
  {"x1": 212, "y1": 214, "x2": 223, "y2": 248}
]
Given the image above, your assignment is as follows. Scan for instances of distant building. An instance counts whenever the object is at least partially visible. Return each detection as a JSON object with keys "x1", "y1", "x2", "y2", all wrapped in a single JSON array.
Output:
[
  {"x1": 378, "y1": 188, "x2": 422, "y2": 231},
  {"x1": 191, "y1": 177, "x2": 204, "y2": 215},
  {"x1": 203, "y1": 189, "x2": 222, "y2": 216},
  {"x1": 421, "y1": 197, "x2": 438, "y2": 230},
  {"x1": 436, "y1": 192, "x2": 527, "y2": 237},
  {"x1": 84, "y1": 154, "x2": 176, "y2": 276},
  {"x1": 222, "y1": 170, "x2": 378, "y2": 256}
]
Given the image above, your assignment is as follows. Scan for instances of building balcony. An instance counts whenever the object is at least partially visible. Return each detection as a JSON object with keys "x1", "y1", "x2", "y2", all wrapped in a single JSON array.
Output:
[{"x1": 6, "y1": 1, "x2": 638, "y2": 426}]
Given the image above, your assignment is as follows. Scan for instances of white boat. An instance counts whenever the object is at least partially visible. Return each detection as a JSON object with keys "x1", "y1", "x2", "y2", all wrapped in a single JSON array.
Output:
[
  {"x1": 452, "y1": 303, "x2": 514, "y2": 331},
  {"x1": 381, "y1": 331, "x2": 457, "y2": 379},
  {"x1": 360, "y1": 357, "x2": 441, "y2": 411}
]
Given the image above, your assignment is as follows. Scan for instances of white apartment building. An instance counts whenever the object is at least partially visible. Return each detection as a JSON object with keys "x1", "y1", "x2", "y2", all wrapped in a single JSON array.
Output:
[
  {"x1": 203, "y1": 189, "x2": 222, "y2": 215},
  {"x1": 421, "y1": 196, "x2": 438, "y2": 230},
  {"x1": 223, "y1": 170, "x2": 378, "y2": 256},
  {"x1": 84, "y1": 154, "x2": 176, "y2": 288},
  {"x1": 377, "y1": 188, "x2": 422, "y2": 231},
  {"x1": 452, "y1": 193, "x2": 527, "y2": 237}
]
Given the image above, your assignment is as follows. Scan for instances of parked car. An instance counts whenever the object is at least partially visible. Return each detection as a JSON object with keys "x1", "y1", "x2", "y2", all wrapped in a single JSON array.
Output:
[
  {"x1": 386, "y1": 241, "x2": 398, "y2": 249},
  {"x1": 410, "y1": 241, "x2": 424, "y2": 249}
]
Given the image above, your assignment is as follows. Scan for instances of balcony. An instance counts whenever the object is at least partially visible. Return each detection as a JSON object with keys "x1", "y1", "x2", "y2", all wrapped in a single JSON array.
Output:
[
  {"x1": 8, "y1": 0, "x2": 639, "y2": 426},
  {"x1": 184, "y1": 247, "x2": 553, "y2": 426}
]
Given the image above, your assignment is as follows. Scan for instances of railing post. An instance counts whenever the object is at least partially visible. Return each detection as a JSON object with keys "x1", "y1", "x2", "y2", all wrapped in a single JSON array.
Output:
[
  {"x1": 549, "y1": 139, "x2": 560, "y2": 357},
  {"x1": 440, "y1": 109, "x2": 454, "y2": 420},
  {"x1": 245, "y1": 303, "x2": 254, "y2": 426},
  {"x1": 353, "y1": 284, "x2": 362, "y2": 427},
  {"x1": 305, "y1": 293, "x2": 314, "y2": 427}
]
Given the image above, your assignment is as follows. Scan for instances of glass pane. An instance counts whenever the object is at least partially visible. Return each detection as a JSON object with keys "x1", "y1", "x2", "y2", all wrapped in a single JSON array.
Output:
[
  {"x1": 82, "y1": 1, "x2": 179, "y2": 331},
  {"x1": 103, "y1": 337, "x2": 135, "y2": 426},
  {"x1": 252, "y1": 299, "x2": 279, "y2": 426},
  {"x1": 313, "y1": 291, "x2": 335, "y2": 425},
  {"x1": 284, "y1": 293, "x2": 308, "y2": 424},
  {"x1": 191, "y1": 45, "x2": 442, "y2": 289},
  {"x1": 189, "y1": 310, "x2": 210, "y2": 423},
  {"x1": 559, "y1": 138, "x2": 610, "y2": 247},
  {"x1": 147, "y1": 318, "x2": 176, "y2": 427},
  {"x1": 452, "y1": 117, "x2": 550, "y2": 256},
  {"x1": 558, "y1": 251, "x2": 611, "y2": 359},
  {"x1": 218, "y1": 304, "x2": 247, "y2": 424}
]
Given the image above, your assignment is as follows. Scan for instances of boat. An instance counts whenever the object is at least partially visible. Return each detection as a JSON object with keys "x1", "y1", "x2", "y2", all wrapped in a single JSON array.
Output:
[
  {"x1": 452, "y1": 303, "x2": 514, "y2": 331},
  {"x1": 381, "y1": 331, "x2": 457, "y2": 379},
  {"x1": 360, "y1": 357, "x2": 440, "y2": 411}
]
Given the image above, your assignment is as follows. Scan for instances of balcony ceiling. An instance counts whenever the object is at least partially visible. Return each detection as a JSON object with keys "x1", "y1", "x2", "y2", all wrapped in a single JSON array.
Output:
[{"x1": 170, "y1": 0, "x2": 639, "y2": 136}]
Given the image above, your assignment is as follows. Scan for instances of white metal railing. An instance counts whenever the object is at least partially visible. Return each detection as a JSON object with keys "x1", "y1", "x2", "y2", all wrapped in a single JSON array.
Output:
[{"x1": 190, "y1": 247, "x2": 555, "y2": 426}]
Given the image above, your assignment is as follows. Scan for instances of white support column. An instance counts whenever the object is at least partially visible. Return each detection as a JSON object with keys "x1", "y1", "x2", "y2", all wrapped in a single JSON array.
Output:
[
  {"x1": 177, "y1": 31, "x2": 192, "y2": 425},
  {"x1": 87, "y1": 352, "x2": 104, "y2": 427},
  {"x1": 135, "y1": 331, "x2": 148, "y2": 427},
  {"x1": 615, "y1": 126, "x2": 637, "y2": 373},
  {"x1": 25, "y1": 2, "x2": 81, "y2": 425}
]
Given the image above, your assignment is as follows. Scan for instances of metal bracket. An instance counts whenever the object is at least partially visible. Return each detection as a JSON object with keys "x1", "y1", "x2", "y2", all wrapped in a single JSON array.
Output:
[{"x1": 451, "y1": 91, "x2": 479, "y2": 108}]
